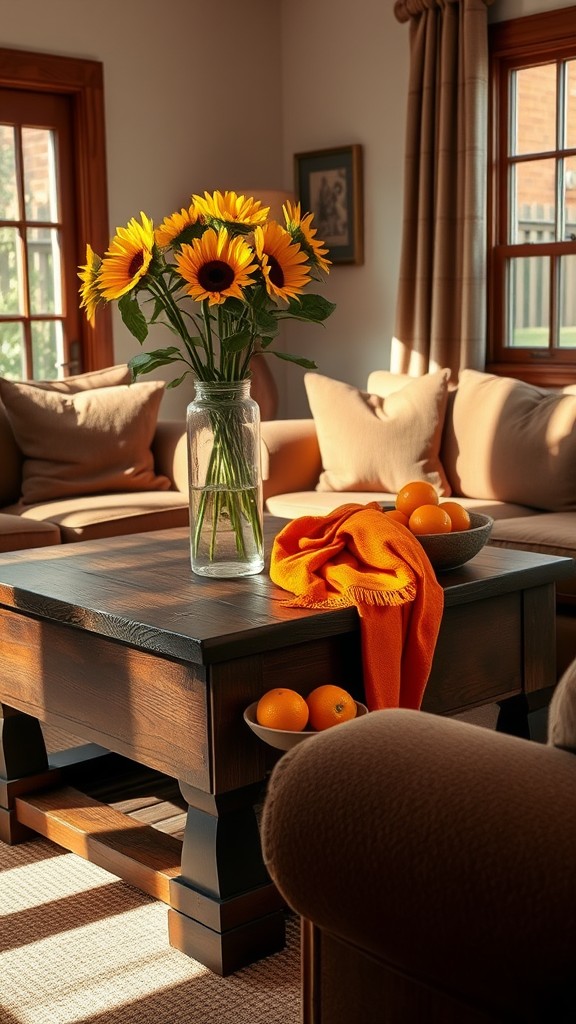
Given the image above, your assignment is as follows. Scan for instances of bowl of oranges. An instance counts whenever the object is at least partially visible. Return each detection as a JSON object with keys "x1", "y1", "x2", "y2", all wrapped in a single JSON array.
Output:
[
  {"x1": 387, "y1": 480, "x2": 494, "y2": 572},
  {"x1": 244, "y1": 684, "x2": 368, "y2": 751}
]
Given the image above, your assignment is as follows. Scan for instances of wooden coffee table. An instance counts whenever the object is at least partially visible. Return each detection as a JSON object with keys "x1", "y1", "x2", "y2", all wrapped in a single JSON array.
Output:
[{"x1": 0, "y1": 522, "x2": 573, "y2": 974}]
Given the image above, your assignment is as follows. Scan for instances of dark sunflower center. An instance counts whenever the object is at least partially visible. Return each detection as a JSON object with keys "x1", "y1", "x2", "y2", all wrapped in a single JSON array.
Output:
[
  {"x1": 199, "y1": 260, "x2": 235, "y2": 292},
  {"x1": 128, "y1": 250, "x2": 145, "y2": 278},
  {"x1": 267, "y1": 255, "x2": 285, "y2": 288}
]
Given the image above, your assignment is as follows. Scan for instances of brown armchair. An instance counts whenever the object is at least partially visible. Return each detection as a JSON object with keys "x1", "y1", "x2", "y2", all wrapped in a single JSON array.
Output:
[{"x1": 261, "y1": 697, "x2": 576, "y2": 1023}]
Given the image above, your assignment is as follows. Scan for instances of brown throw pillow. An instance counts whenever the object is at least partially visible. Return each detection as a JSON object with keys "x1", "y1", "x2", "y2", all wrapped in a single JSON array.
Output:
[
  {"x1": 442, "y1": 369, "x2": 576, "y2": 510},
  {"x1": 0, "y1": 379, "x2": 171, "y2": 505},
  {"x1": 304, "y1": 370, "x2": 452, "y2": 495}
]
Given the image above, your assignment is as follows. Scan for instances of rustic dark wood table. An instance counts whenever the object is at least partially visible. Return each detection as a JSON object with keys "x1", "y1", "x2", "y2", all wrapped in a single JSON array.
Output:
[{"x1": 0, "y1": 521, "x2": 573, "y2": 974}]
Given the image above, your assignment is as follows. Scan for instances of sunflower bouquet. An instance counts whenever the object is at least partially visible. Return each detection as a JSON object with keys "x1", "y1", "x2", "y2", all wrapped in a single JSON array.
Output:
[{"x1": 78, "y1": 190, "x2": 335, "y2": 575}]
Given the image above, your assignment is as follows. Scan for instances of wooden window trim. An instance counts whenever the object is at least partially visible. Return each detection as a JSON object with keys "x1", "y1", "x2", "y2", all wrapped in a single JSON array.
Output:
[
  {"x1": 0, "y1": 47, "x2": 113, "y2": 371},
  {"x1": 487, "y1": 6, "x2": 576, "y2": 387}
]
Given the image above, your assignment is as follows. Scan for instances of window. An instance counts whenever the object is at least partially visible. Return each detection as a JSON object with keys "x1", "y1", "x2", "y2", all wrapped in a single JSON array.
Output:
[
  {"x1": 0, "y1": 49, "x2": 112, "y2": 380},
  {"x1": 488, "y1": 8, "x2": 576, "y2": 386}
]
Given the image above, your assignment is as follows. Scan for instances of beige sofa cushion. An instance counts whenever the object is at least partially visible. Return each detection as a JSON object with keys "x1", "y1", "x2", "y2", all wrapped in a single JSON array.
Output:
[
  {"x1": 0, "y1": 512, "x2": 61, "y2": 552},
  {"x1": 443, "y1": 369, "x2": 576, "y2": 511},
  {"x1": 0, "y1": 379, "x2": 171, "y2": 505},
  {"x1": 304, "y1": 369, "x2": 451, "y2": 496},
  {"x1": 0, "y1": 364, "x2": 132, "y2": 508},
  {"x1": 9, "y1": 491, "x2": 189, "y2": 543}
]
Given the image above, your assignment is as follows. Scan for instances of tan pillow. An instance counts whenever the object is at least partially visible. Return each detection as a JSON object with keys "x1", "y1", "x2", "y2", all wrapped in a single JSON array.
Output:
[
  {"x1": 0, "y1": 364, "x2": 132, "y2": 508},
  {"x1": 443, "y1": 369, "x2": 576, "y2": 510},
  {"x1": 304, "y1": 370, "x2": 452, "y2": 495},
  {"x1": 29, "y1": 363, "x2": 132, "y2": 393},
  {"x1": 0, "y1": 379, "x2": 171, "y2": 505}
]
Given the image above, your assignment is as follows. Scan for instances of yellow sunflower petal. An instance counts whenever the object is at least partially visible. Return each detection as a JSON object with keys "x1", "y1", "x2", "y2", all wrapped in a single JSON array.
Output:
[
  {"x1": 192, "y1": 190, "x2": 269, "y2": 227},
  {"x1": 78, "y1": 244, "x2": 103, "y2": 326},
  {"x1": 283, "y1": 201, "x2": 331, "y2": 274},
  {"x1": 99, "y1": 212, "x2": 155, "y2": 301},
  {"x1": 155, "y1": 204, "x2": 201, "y2": 247},
  {"x1": 254, "y1": 222, "x2": 311, "y2": 301},
  {"x1": 174, "y1": 227, "x2": 258, "y2": 306}
]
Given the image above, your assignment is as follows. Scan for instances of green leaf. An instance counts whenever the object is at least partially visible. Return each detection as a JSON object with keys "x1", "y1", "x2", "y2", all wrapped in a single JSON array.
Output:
[
  {"x1": 222, "y1": 297, "x2": 246, "y2": 317},
  {"x1": 128, "y1": 348, "x2": 185, "y2": 379},
  {"x1": 253, "y1": 307, "x2": 279, "y2": 335},
  {"x1": 281, "y1": 294, "x2": 337, "y2": 323},
  {"x1": 119, "y1": 292, "x2": 149, "y2": 343},
  {"x1": 221, "y1": 329, "x2": 252, "y2": 353},
  {"x1": 271, "y1": 351, "x2": 318, "y2": 369},
  {"x1": 166, "y1": 371, "x2": 193, "y2": 389}
]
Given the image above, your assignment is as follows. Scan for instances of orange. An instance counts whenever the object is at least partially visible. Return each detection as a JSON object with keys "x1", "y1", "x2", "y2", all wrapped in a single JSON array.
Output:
[
  {"x1": 256, "y1": 688, "x2": 309, "y2": 731},
  {"x1": 440, "y1": 501, "x2": 471, "y2": 532},
  {"x1": 395, "y1": 480, "x2": 439, "y2": 519},
  {"x1": 385, "y1": 509, "x2": 410, "y2": 527},
  {"x1": 306, "y1": 684, "x2": 357, "y2": 731},
  {"x1": 408, "y1": 504, "x2": 452, "y2": 536}
]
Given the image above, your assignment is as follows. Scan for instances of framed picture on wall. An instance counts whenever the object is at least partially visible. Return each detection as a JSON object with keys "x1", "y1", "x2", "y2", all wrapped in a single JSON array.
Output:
[{"x1": 294, "y1": 144, "x2": 364, "y2": 265}]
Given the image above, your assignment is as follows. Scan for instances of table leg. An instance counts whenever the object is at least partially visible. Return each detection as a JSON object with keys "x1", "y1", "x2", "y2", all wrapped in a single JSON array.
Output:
[
  {"x1": 168, "y1": 780, "x2": 285, "y2": 976},
  {"x1": 497, "y1": 689, "x2": 553, "y2": 743},
  {"x1": 0, "y1": 703, "x2": 58, "y2": 844}
]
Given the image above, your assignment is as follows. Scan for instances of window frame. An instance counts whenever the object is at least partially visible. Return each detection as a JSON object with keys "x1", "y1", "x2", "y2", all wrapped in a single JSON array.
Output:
[
  {"x1": 0, "y1": 47, "x2": 112, "y2": 374},
  {"x1": 487, "y1": 6, "x2": 576, "y2": 387}
]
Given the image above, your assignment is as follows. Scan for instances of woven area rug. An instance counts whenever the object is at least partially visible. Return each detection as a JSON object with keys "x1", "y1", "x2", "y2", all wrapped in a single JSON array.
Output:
[{"x1": 0, "y1": 835, "x2": 300, "y2": 1024}]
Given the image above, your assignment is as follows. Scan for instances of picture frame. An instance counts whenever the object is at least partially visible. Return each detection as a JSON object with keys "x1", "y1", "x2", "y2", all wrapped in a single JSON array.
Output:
[{"x1": 294, "y1": 144, "x2": 364, "y2": 266}]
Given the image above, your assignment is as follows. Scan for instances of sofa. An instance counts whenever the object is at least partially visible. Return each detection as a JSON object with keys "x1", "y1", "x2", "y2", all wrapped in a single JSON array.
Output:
[
  {"x1": 260, "y1": 367, "x2": 576, "y2": 677},
  {"x1": 261, "y1": 657, "x2": 576, "y2": 1023},
  {"x1": 0, "y1": 364, "x2": 189, "y2": 553}
]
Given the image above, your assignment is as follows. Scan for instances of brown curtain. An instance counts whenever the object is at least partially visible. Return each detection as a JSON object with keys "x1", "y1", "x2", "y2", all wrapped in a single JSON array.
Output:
[{"x1": 391, "y1": 0, "x2": 492, "y2": 379}]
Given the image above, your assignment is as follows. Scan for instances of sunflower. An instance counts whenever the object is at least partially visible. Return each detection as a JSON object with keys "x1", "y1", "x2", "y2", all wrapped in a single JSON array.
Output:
[
  {"x1": 98, "y1": 212, "x2": 155, "y2": 301},
  {"x1": 78, "y1": 244, "x2": 102, "y2": 326},
  {"x1": 254, "y1": 221, "x2": 311, "y2": 301},
  {"x1": 192, "y1": 190, "x2": 269, "y2": 228},
  {"x1": 283, "y1": 201, "x2": 331, "y2": 275},
  {"x1": 155, "y1": 205, "x2": 202, "y2": 248},
  {"x1": 174, "y1": 227, "x2": 257, "y2": 305}
]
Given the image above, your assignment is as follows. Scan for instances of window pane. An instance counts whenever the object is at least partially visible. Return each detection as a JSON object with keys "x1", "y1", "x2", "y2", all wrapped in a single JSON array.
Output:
[
  {"x1": 559, "y1": 255, "x2": 576, "y2": 348},
  {"x1": 0, "y1": 125, "x2": 19, "y2": 220},
  {"x1": 0, "y1": 227, "x2": 24, "y2": 314},
  {"x1": 513, "y1": 64, "x2": 556, "y2": 156},
  {"x1": 512, "y1": 160, "x2": 556, "y2": 244},
  {"x1": 22, "y1": 127, "x2": 58, "y2": 222},
  {"x1": 567, "y1": 60, "x2": 576, "y2": 149},
  {"x1": 508, "y1": 255, "x2": 550, "y2": 347},
  {"x1": 27, "y1": 226, "x2": 62, "y2": 315},
  {"x1": 566, "y1": 155, "x2": 576, "y2": 242},
  {"x1": 0, "y1": 321, "x2": 25, "y2": 378},
  {"x1": 31, "y1": 320, "x2": 61, "y2": 379}
]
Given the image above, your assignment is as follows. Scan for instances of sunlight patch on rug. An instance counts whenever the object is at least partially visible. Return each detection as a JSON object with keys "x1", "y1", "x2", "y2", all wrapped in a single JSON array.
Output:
[{"x1": 0, "y1": 838, "x2": 300, "y2": 1024}]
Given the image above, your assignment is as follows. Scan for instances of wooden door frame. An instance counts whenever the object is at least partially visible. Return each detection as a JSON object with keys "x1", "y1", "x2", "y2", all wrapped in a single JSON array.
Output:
[{"x1": 0, "y1": 47, "x2": 113, "y2": 371}]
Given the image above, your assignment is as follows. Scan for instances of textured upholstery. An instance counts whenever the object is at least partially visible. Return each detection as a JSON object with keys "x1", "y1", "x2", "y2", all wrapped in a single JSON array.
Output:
[{"x1": 262, "y1": 708, "x2": 576, "y2": 1023}]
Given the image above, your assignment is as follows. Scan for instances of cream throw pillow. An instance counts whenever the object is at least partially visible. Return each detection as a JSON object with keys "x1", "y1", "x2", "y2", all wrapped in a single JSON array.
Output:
[
  {"x1": 304, "y1": 370, "x2": 451, "y2": 495},
  {"x1": 442, "y1": 369, "x2": 576, "y2": 510},
  {"x1": 0, "y1": 379, "x2": 171, "y2": 505}
]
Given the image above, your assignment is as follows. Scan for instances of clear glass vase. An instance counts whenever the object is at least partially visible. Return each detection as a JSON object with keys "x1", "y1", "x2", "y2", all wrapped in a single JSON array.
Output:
[{"x1": 187, "y1": 380, "x2": 264, "y2": 578}]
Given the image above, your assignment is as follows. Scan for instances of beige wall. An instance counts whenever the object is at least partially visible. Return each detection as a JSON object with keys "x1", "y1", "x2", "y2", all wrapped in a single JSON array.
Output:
[
  {"x1": 1, "y1": 0, "x2": 284, "y2": 418},
  {"x1": 1, "y1": 0, "x2": 570, "y2": 418}
]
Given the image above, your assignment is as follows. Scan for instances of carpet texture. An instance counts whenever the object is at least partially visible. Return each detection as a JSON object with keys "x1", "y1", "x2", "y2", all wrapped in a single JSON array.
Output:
[{"x1": 0, "y1": 836, "x2": 300, "y2": 1024}]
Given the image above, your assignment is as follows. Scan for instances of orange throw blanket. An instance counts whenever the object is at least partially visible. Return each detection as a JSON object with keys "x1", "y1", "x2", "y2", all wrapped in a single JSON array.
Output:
[{"x1": 270, "y1": 502, "x2": 444, "y2": 710}]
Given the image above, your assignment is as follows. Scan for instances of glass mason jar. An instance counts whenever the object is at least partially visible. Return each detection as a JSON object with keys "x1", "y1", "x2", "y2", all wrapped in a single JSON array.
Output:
[{"x1": 186, "y1": 380, "x2": 264, "y2": 577}]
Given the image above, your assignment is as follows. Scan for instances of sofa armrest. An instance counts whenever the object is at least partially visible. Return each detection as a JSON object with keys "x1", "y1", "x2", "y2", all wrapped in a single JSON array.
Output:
[
  {"x1": 152, "y1": 419, "x2": 188, "y2": 493},
  {"x1": 262, "y1": 709, "x2": 576, "y2": 1019},
  {"x1": 261, "y1": 419, "x2": 322, "y2": 501}
]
